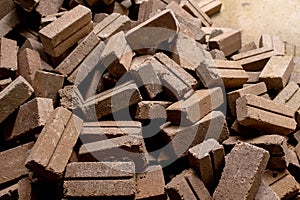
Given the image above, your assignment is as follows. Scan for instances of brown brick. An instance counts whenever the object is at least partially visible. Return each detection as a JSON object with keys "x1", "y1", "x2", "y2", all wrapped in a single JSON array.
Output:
[
  {"x1": 210, "y1": 49, "x2": 226, "y2": 60},
  {"x1": 0, "y1": 142, "x2": 33, "y2": 185},
  {"x1": 239, "y1": 41, "x2": 257, "y2": 53},
  {"x1": 6, "y1": 97, "x2": 53, "y2": 141},
  {"x1": 18, "y1": 48, "x2": 42, "y2": 85},
  {"x1": 166, "y1": 87, "x2": 224, "y2": 125},
  {"x1": 0, "y1": 8, "x2": 25, "y2": 38},
  {"x1": 33, "y1": 70, "x2": 64, "y2": 102},
  {"x1": 20, "y1": 38, "x2": 49, "y2": 64},
  {"x1": 18, "y1": 177, "x2": 36, "y2": 200},
  {"x1": 254, "y1": 181, "x2": 280, "y2": 200},
  {"x1": 59, "y1": 85, "x2": 84, "y2": 110},
  {"x1": 198, "y1": 0, "x2": 222, "y2": 16},
  {"x1": 165, "y1": 169, "x2": 212, "y2": 200},
  {"x1": 0, "y1": 76, "x2": 34, "y2": 123},
  {"x1": 0, "y1": 0, "x2": 15, "y2": 19},
  {"x1": 213, "y1": 142, "x2": 270, "y2": 200},
  {"x1": 274, "y1": 81, "x2": 300, "y2": 110},
  {"x1": 227, "y1": 82, "x2": 268, "y2": 117},
  {"x1": 0, "y1": 183, "x2": 18, "y2": 199},
  {"x1": 25, "y1": 107, "x2": 83, "y2": 180},
  {"x1": 136, "y1": 165, "x2": 165, "y2": 200},
  {"x1": 135, "y1": 101, "x2": 172, "y2": 120},
  {"x1": 259, "y1": 56, "x2": 294, "y2": 90},
  {"x1": 246, "y1": 71, "x2": 261, "y2": 83},
  {"x1": 270, "y1": 174, "x2": 300, "y2": 200},
  {"x1": 209, "y1": 30, "x2": 242, "y2": 56},
  {"x1": 64, "y1": 162, "x2": 136, "y2": 198},
  {"x1": 272, "y1": 35, "x2": 285, "y2": 56},
  {"x1": 113, "y1": 2, "x2": 130, "y2": 16},
  {"x1": 82, "y1": 81, "x2": 142, "y2": 120},
  {"x1": 13, "y1": 0, "x2": 39, "y2": 12},
  {"x1": 55, "y1": 32, "x2": 100, "y2": 77},
  {"x1": 138, "y1": 0, "x2": 166, "y2": 22},
  {"x1": 287, "y1": 147, "x2": 300, "y2": 183},
  {"x1": 0, "y1": 77, "x2": 12, "y2": 91},
  {"x1": 0, "y1": 37, "x2": 18, "y2": 76},
  {"x1": 36, "y1": 0, "x2": 64, "y2": 16},
  {"x1": 236, "y1": 94, "x2": 297, "y2": 135}
]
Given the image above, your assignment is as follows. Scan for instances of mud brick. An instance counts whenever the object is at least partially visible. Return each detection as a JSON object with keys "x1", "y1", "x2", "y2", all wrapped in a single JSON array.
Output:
[
  {"x1": 59, "y1": 85, "x2": 84, "y2": 111},
  {"x1": 162, "y1": 111, "x2": 229, "y2": 157},
  {"x1": 64, "y1": 162, "x2": 135, "y2": 198},
  {"x1": 0, "y1": 76, "x2": 34, "y2": 124},
  {"x1": 165, "y1": 169, "x2": 212, "y2": 200},
  {"x1": 82, "y1": 81, "x2": 142, "y2": 120},
  {"x1": 0, "y1": 183, "x2": 18, "y2": 199},
  {"x1": 68, "y1": 41, "x2": 105, "y2": 85},
  {"x1": 166, "y1": 87, "x2": 223, "y2": 126},
  {"x1": 0, "y1": 8, "x2": 25, "y2": 37},
  {"x1": 5, "y1": 97, "x2": 53, "y2": 141},
  {"x1": 274, "y1": 82, "x2": 300, "y2": 110},
  {"x1": 262, "y1": 169, "x2": 289, "y2": 186},
  {"x1": 136, "y1": 165, "x2": 165, "y2": 200},
  {"x1": 0, "y1": 37, "x2": 18, "y2": 77},
  {"x1": 33, "y1": 70, "x2": 64, "y2": 102},
  {"x1": 254, "y1": 181, "x2": 280, "y2": 200},
  {"x1": 0, "y1": 142, "x2": 33, "y2": 185},
  {"x1": 13, "y1": 0, "x2": 39, "y2": 12},
  {"x1": 126, "y1": 10, "x2": 178, "y2": 51},
  {"x1": 246, "y1": 71, "x2": 261, "y2": 83},
  {"x1": 93, "y1": 13, "x2": 131, "y2": 40},
  {"x1": 272, "y1": 35, "x2": 285, "y2": 56},
  {"x1": 285, "y1": 42, "x2": 296, "y2": 56},
  {"x1": 101, "y1": 31, "x2": 132, "y2": 77},
  {"x1": 18, "y1": 48, "x2": 42, "y2": 85},
  {"x1": 0, "y1": 77, "x2": 12, "y2": 90},
  {"x1": 135, "y1": 101, "x2": 172, "y2": 120},
  {"x1": 55, "y1": 32, "x2": 100, "y2": 77},
  {"x1": 93, "y1": 13, "x2": 108, "y2": 23},
  {"x1": 36, "y1": 0, "x2": 64, "y2": 16},
  {"x1": 188, "y1": 139, "x2": 224, "y2": 191},
  {"x1": 198, "y1": 0, "x2": 222, "y2": 16},
  {"x1": 270, "y1": 174, "x2": 300, "y2": 200},
  {"x1": 239, "y1": 41, "x2": 257, "y2": 53},
  {"x1": 259, "y1": 56, "x2": 294, "y2": 90},
  {"x1": 79, "y1": 135, "x2": 147, "y2": 169},
  {"x1": 209, "y1": 29, "x2": 241, "y2": 56},
  {"x1": 80, "y1": 121, "x2": 142, "y2": 143},
  {"x1": 25, "y1": 107, "x2": 83, "y2": 180},
  {"x1": 130, "y1": 56, "x2": 163, "y2": 99},
  {"x1": 213, "y1": 142, "x2": 269, "y2": 200},
  {"x1": 236, "y1": 94, "x2": 297, "y2": 135},
  {"x1": 18, "y1": 177, "x2": 36, "y2": 200},
  {"x1": 20, "y1": 38, "x2": 49, "y2": 63},
  {"x1": 227, "y1": 82, "x2": 268, "y2": 117},
  {"x1": 138, "y1": 0, "x2": 166, "y2": 22}
]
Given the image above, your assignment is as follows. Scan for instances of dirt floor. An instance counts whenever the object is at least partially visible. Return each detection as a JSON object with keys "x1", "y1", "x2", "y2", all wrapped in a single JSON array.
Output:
[{"x1": 209, "y1": 0, "x2": 300, "y2": 55}]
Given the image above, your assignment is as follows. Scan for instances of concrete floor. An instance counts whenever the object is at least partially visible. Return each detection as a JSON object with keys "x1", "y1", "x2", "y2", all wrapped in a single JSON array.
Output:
[{"x1": 209, "y1": 0, "x2": 300, "y2": 55}]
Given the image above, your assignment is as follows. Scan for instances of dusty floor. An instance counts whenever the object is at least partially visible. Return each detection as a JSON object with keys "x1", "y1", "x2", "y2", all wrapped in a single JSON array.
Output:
[{"x1": 209, "y1": 0, "x2": 300, "y2": 55}]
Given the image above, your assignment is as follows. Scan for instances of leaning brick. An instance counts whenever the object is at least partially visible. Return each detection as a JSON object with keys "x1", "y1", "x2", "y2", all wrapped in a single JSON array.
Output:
[
  {"x1": 273, "y1": 81, "x2": 300, "y2": 110},
  {"x1": 0, "y1": 37, "x2": 18, "y2": 77}
]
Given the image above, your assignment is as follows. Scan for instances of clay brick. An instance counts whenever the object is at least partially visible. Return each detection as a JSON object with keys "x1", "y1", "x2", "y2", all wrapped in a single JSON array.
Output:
[
  {"x1": 25, "y1": 107, "x2": 83, "y2": 180},
  {"x1": 59, "y1": 85, "x2": 84, "y2": 110},
  {"x1": 64, "y1": 162, "x2": 136, "y2": 198},
  {"x1": 239, "y1": 41, "x2": 257, "y2": 53},
  {"x1": 20, "y1": 38, "x2": 49, "y2": 63},
  {"x1": 272, "y1": 35, "x2": 285, "y2": 56},
  {"x1": 0, "y1": 142, "x2": 33, "y2": 185},
  {"x1": 209, "y1": 29, "x2": 242, "y2": 56},
  {"x1": 0, "y1": 8, "x2": 25, "y2": 38},
  {"x1": 166, "y1": 87, "x2": 224, "y2": 125},
  {"x1": 33, "y1": 70, "x2": 64, "y2": 102},
  {"x1": 262, "y1": 169, "x2": 289, "y2": 186},
  {"x1": 0, "y1": 76, "x2": 34, "y2": 124},
  {"x1": 0, "y1": 37, "x2": 18, "y2": 76},
  {"x1": 138, "y1": 0, "x2": 166, "y2": 22},
  {"x1": 259, "y1": 34, "x2": 273, "y2": 48},
  {"x1": 165, "y1": 169, "x2": 212, "y2": 200},
  {"x1": 213, "y1": 142, "x2": 270, "y2": 200},
  {"x1": 36, "y1": 0, "x2": 64, "y2": 16},
  {"x1": 246, "y1": 71, "x2": 261, "y2": 83},
  {"x1": 188, "y1": 139, "x2": 224, "y2": 191},
  {"x1": 55, "y1": 32, "x2": 100, "y2": 77},
  {"x1": 254, "y1": 181, "x2": 280, "y2": 200},
  {"x1": 198, "y1": 0, "x2": 222, "y2": 16},
  {"x1": 270, "y1": 174, "x2": 300, "y2": 200},
  {"x1": 82, "y1": 81, "x2": 142, "y2": 120},
  {"x1": 227, "y1": 82, "x2": 268, "y2": 117},
  {"x1": 113, "y1": 2, "x2": 130, "y2": 16},
  {"x1": 162, "y1": 111, "x2": 229, "y2": 157},
  {"x1": 18, "y1": 177, "x2": 36, "y2": 200},
  {"x1": 259, "y1": 56, "x2": 294, "y2": 90},
  {"x1": 80, "y1": 121, "x2": 142, "y2": 143},
  {"x1": 93, "y1": 13, "x2": 131, "y2": 40},
  {"x1": 0, "y1": 77, "x2": 12, "y2": 91},
  {"x1": 210, "y1": 49, "x2": 225, "y2": 60},
  {"x1": 18, "y1": 48, "x2": 42, "y2": 85},
  {"x1": 126, "y1": 10, "x2": 178, "y2": 51},
  {"x1": 0, "y1": 0, "x2": 16, "y2": 19},
  {"x1": 6, "y1": 97, "x2": 53, "y2": 141},
  {"x1": 287, "y1": 147, "x2": 300, "y2": 182},
  {"x1": 0, "y1": 183, "x2": 18, "y2": 199},
  {"x1": 135, "y1": 101, "x2": 172, "y2": 120},
  {"x1": 136, "y1": 165, "x2": 165, "y2": 200},
  {"x1": 274, "y1": 81, "x2": 300, "y2": 110},
  {"x1": 13, "y1": 0, "x2": 39, "y2": 12},
  {"x1": 236, "y1": 94, "x2": 297, "y2": 135}
]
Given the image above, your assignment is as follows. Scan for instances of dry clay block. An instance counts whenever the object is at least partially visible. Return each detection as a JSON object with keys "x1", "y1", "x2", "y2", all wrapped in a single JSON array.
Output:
[
  {"x1": 0, "y1": 37, "x2": 18, "y2": 76},
  {"x1": 25, "y1": 107, "x2": 83, "y2": 180},
  {"x1": 135, "y1": 101, "x2": 172, "y2": 120},
  {"x1": 236, "y1": 94, "x2": 297, "y2": 135},
  {"x1": 64, "y1": 162, "x2": 136, "y2": 198},
  {"x1": 213, "y1": 142, "x2": 270, "y2": 200},
  {"x1": 0, "y1": 76, "x2": 34, "y2": 124},
  {"x1": 273, "y1": 81, "x2": 300, "y2": 110}
]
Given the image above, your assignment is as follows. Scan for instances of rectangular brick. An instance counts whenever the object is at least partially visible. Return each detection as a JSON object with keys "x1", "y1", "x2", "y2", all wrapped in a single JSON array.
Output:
[
  {"x1": 0, "y1": 77, "x2": 12, "y2": 91},
  {"x1": 213, "y1": 142, "x2": 269, "y2": 200},
  {"x1": 58, "y1": 85, "x2": 84, "y2": 111},
  {"x1": 236, "y1": 94, "x2": 297, "y2": 135},
  {"x1": 166, "y1": 87, "x2": 223, "y2": 125},
  {"x1": 289, "y1": 57, "x2": 300, "y2": 85},
  {"x1": 246, "y1": 71, "x2": 261, "y2": 83},
  {"x1": 13, "y1": 0, "x2": 39, "y2": 12},
  {"x1": 137, "y1": 0, "x2": 166, "y2": 22},
  {"x1": 0, "y1": 8, "x2": 25, "y2": 38},
  {"x1": 36, "y1": 0, "x2": 64, "y2": 16},
  {"x1": 0, "y1": 183, "x2": 18, "y2": 199},
  {"x1": 259, "y1": 56, "x2": 294, "y2": 90},
  {"x1": 270, "y1": 174, "x2": 300, "y2": 200},
  {"x1": 64, "y1": 162, "x2": 135, "y2": 198},
  {"x1": 25, "y1": 107, "x2": 83, "y2": 180},
  {"x1": 0, "y1": 37, "x2": 18, "y2": 76},
  {"x1": 198, "y1": 0, "x2": 222, "y2": 16},
  {"x1": 135, "y1": 101, "x2": 172, "y2": 120},
  {"x1": 239, "y1": 41, "x2": 257, "y2": 53},
  {"x1": 254, "y1": 181, "x2": 280, "y2": 200},
  {"x1": 274, "y1": 81, "x2": 300, "y2": 110},
  {"x1": 18, "y1": 177, "x2": 36, "y2": 200},
  {"x1": 0, "y1": 76, "x2": 34, "y2": 123},
  {"x1": 0, "y1": 142, "x2": 33, "y2": 185},
  {"x1": 259, "y1": 34, "x2": 273, "y2": 48}
]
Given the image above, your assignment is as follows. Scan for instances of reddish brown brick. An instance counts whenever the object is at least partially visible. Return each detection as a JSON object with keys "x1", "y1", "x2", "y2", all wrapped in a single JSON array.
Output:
[
  {"x1": 0, "y1": 37, "x2": 18, "y2": 76},
  {"x1": 0, "y1": 183, "x2": 18, "y2": 199},
  {"x1": 239, "y1": 41, "x2": 257, "y2": 53},
  {"x1": 198, "y1": 0, "x2": 222, "y2": 16},
  {"x1": 135, "y1": 101, "x2": 172, "y2": 120}
]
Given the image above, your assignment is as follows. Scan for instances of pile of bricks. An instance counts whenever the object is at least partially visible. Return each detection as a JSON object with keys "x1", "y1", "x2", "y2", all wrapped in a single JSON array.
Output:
[{"x1": 0, "y1": 0, "x2": 300, "y2": 199}]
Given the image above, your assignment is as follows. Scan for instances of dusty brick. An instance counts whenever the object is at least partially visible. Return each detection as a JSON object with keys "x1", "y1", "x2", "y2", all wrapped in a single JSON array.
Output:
[
  {"x1": 113, "y1": 2, "x2": 130, "y2": 16},
  {"x1": 270, "y1": 174, "x2": 300, "y2": 200},
  {"x1": 210, "y1": 49, "x2": 226, "y2": 60},
  {"x1": 166, "y1": 87, "x2": 224, "y2": 125},
  {"x1": 274, "y1": 81, "x2": 300, "y2": 110},
  {"x1": 198, "y1": 0, "x2": 222, "y2": 16},
  {"x1": 59, "y1": 85, "x2": 84, "y2": 110},
  {"x1": 18, "y1": 177, "x2": 36, "y2": 200},
  {"x1": 135, "y1": 101, "x2": 172, "y2": 120},
  {"x1": 262, "y1": 169, "x2": 289, "y2": 186},
  {"x1": 0, "y1": 183, "x2": 18, "y2": 199},
  {"x1": 259, "y1": 56, "x2": 294, "y2": 90},
  {"x1": 239, "y1": 41, "x2": 257, "y2": 53},
  {"x1": 213, "y1": 142, "x2": 270, "y2": 200},
  {"x1": 0, "y1": 37, "x2": 18, "y2": 76},
  {"x1": 0, "y1": 142, "x2": 33, "y2": 185},
  {"x1": 138, "y1": 0, "x2": 166, "y2": 22},
  {"x1": 254, "y1": 181, "x2": 280, "y2": 200},
  {"x1": 246, "y1": 71, "x2": 261, "y2": 83},
  {"x1": 236, "y1": 94, "x2": 297, "y2": 135},
  {"x1": 0, "y1": 8, "x2": 25, "y2": 38},
  {"x1": 36, "y1": 0, "x2": 64, "y2": 16},
  {"x1": 0, "y1": 76, "x2": 34, "y2": 124},
  {"x1": 13, "y1": 0, "x2": 39, "y2": 12},
  {"x1": 25, "y1": 107, "x2": 83, "y2": 180}
]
